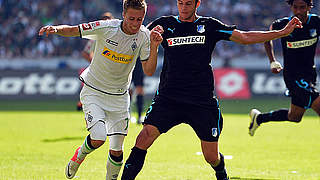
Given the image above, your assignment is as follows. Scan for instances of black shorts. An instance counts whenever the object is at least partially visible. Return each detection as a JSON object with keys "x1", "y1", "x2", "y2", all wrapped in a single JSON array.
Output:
[
  {"x1": 286, "y1": 78, "x2": 319, "y2": 109},
  {"x1": 143, "y1": 96, "x2": 223, "y2": 142},
  {"x1": 132, "y1": 60, "x2": 144, "y2": 87}
]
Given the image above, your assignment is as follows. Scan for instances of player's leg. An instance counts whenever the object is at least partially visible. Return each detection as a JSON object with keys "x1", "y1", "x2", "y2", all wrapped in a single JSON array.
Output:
[
  {"x1": 311, "y1": 96, "x2": 320, "y2": 116},
  {"x1": 66, "y1": 119, "x2": 107, "y2": 179},
  {"x1": 201, "y1": 141, "x2": 228, "y2": 180},
  {"x1": 103, "y1": 93, "x2": 131, "y2": 180},
  {"x1": 121, "y1": 98, "x2": 180, "y2": 180},
  {"x1": 135, "y1": 86, "x2": 144, "y2": 124},
  {"x1": 188, "y1": 101, "x2": 228, "y2": 180},
  {"x1": 248, "y1": 84, "x2": 316, "y2": 136},
  {"x1": 121, "y1": 124, "x2": 160, "y2": 180},
  {"x1": 106, "y1": 135, "x2": 125, "y2": 180},
  {"x1": 66, "y1": 87, "x2": 107, "y2": 179},
  {"x1": 249, "y1": 105, "x2": 305, "y2": 136},
  {"x1": 132, "y1": 60, "x2": 145, "y2": 124}
]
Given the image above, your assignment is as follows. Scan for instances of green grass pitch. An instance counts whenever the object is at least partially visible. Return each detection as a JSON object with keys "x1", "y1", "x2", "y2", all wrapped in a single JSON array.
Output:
[{"x1": 0, "y1": 109, "x2": 319, "y2": 179}]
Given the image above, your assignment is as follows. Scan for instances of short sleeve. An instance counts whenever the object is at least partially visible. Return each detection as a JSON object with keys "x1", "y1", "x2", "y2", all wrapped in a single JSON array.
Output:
[
  {"x1": 79, "y1": 19, "x2": 120, "y2": 40},
  {"x1": 211, "y1": 18, "x2": 237, "y2": 41}
]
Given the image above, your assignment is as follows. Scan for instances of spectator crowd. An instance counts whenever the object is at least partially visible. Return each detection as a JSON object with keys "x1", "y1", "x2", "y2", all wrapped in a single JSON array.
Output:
[{"x1": 1, "y1": 0, "x2": 319, "y2": 60}]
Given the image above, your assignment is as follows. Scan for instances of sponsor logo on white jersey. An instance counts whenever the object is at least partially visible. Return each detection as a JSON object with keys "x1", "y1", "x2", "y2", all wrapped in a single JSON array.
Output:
[
  {"x1": 287, "y1": 37, "x2": 317, "y2": 49},
  {"x1": 167, "y1": 36, "x2": 205, "y2": 47},
  {"x1": 101, "y1": 47, "x2": 134, "y2": 64}
]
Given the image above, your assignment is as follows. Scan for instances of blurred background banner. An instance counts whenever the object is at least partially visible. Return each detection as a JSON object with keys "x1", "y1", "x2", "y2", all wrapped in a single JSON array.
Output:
[
  {"x1": 1, "y1": 0, "x2": 320, "y2": 101},
  {"x1": 214, "y1": 68, "x2": 251, "y2": 99},
  {"x1": 1, "y1": 68, "x2": 318, "y2": 100},
  {"x1": 0, "y1": 69, "x2": 80, "y2": 100}
]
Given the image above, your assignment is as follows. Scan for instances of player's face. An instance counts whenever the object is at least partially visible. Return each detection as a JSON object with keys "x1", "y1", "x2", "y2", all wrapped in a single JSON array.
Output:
[
  {"x1": 291, "y1": 0, "x2": 311, "y2": 23},
  {"x1": 122, "y1": 8, "x2": 145, "y2": 35},
  {"x1": 177, "y1": 0, "x2": 199, "y2": 22}
]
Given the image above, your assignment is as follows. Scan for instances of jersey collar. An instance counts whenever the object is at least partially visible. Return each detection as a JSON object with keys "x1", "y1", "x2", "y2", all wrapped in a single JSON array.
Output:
[
  {"x1": 174, "y1": 15, "x2": 202, "y2": 23},
  {"x1": 289, "y1": 14, "x2": 312, "y2": 24}
]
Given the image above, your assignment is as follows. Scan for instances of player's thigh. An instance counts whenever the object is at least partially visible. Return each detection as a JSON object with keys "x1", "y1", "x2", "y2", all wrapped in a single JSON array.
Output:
[
  {"x1": 311, "y1": 96, "x2": 320, "y2": 115},
  {"x1": 105, "y1": 110, "x2": 130, "y2": 136},
  {"x1": 289, "y1": 79, "x2": 319, "y2": 109},
  {"x1": 80, "y1": 87, "x2": 107, "y2": 129},
  {"x1": 143, "y1": 98, "x2": 182, "y2": 134},
  {"x1": 187, "y1": 105, "x2": 223, "y2": 142},
  {"x1": 82, "y1": 103, "x2": 107, "y2": 141},
  {"x1": 288, "y1": 104, "x2": 305, "y2": 122}
]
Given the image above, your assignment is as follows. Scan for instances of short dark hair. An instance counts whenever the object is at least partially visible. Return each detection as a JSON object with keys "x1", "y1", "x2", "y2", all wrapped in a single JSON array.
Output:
[
  {"x1": 123, "y1": 0, "x2": 147, "y2": 13},
  {"x1": 286, "y1": 0, "x2": 313, "y2": 6},
  {"x1": 100, "y1": 12, "x2": 113, "y2": 20}
]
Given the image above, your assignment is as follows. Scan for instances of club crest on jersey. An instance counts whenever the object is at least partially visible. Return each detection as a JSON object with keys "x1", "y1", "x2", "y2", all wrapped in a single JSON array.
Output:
[
  {"x1": 131, "y1": 42, "x2": 137, "y2": 51},
  {"x1": 212, "y1": 128, "x2": 218, "y2": 137},
  {"x1": 86, "y1": 112, "x2": 93, "y2": 123},
  {"x1": 310, "y1": 29, "x2": 317, "y2": 37},
  {"x1": 197, "y1": 25, "x2": 205, "y2": 33}
]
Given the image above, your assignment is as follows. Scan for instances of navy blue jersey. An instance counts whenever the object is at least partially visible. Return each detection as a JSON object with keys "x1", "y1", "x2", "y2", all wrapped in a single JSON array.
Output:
[
  {"x1": 148, "y1": 16, "x2": 235, "y2": 106},
  {"x1": 272, "y1": 14, "x2": 320, "y2": 82}
]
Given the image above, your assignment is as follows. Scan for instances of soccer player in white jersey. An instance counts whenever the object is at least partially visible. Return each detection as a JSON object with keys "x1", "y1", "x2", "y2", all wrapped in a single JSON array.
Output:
[
  {"x1": 77, "y1": 12, "x2": 114, "y2": 111},
  {"x1": 38, "y1": 0, "x2": 163, "y2": 179}
]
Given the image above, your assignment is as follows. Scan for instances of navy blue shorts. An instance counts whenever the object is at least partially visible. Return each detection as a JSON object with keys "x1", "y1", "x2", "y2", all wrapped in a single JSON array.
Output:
[
  {"x1": 143, "y1": 97, "x2": 223, "y2": 142},
  {"x1": 285, "y1": 78, "x2": 319, "y2": 109}
]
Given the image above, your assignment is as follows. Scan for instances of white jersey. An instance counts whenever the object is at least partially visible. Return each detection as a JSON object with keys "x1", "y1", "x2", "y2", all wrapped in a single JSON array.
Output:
[{"x1": 79, "y1": 19, "x2": 150, "y2": 95}]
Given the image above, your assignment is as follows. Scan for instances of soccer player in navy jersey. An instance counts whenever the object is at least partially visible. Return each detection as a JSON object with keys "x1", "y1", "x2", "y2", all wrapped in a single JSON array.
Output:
[
  {"x1": 249, "y1": 0, "x2": 320, "y2": 137},
  {"x1": 121, "y1": 0, "x2": 302, "y2": 179}
]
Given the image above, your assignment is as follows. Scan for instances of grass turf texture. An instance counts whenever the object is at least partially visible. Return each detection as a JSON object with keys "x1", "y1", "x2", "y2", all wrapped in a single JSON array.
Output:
[{"x1": 0, "y1": 111, "x2": 319, "y2": 179}]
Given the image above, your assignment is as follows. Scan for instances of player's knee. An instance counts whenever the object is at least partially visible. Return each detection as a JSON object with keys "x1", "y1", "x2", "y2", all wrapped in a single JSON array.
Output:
[
  {"x1": 139, "y1": 125, "x2": 159, "y2": 139},
  {"x1": 89, "y1": 121, "x2": 107, "y2": 143},
  {"x1": 204, "y1": 153, "x2": 219, "y2": 165},
  {"x1": 135, "y1": 125, "x2": 160, "y2": 149},
  {"x1": 288, "y1": 114, "x2": 302, "y2": 123},
  {"x1": 109, "y1": 135, "x2": 125, "y2": 151},
  {"x1": 109, "y1": 149, "x2": 123, "y2": 157}
]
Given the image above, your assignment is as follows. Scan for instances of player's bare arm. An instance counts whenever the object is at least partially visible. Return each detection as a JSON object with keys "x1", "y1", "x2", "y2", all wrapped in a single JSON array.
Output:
[
  {"x1": 141, "y1": 25, "x2": 163, "y2": 76},
  {"x1": 264, "y1": 24, "x2": 283, "y2": 74},
  {"x1": 38, "y1": 25, "x2": 80, "y2": 37},
  {"x1": 230, "y1": 17, "x2": 302, "y2": 45}
]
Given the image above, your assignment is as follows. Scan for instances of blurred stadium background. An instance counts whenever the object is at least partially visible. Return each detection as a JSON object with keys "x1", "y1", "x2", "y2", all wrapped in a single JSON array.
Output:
[{"x1": 0, "y1": 0, "x2": 319, "y2": 115}]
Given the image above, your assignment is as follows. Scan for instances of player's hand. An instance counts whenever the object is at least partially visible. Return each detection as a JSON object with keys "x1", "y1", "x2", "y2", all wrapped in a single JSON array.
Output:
[
  {"x1": 282, "y1": 17, "x2": 302, "y2": 36},
  {"x1": 270, "y1": 61, "x2": 283, "y2": 74},
  {"x1": 150, "y1": 25, "x2": 163, "y2": 46},
  {"x1": 38, "y1": 25, "x2": 58, "y2": 37}
]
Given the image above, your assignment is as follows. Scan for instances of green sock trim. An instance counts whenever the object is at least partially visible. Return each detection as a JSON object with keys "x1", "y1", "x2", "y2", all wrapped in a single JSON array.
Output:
[
  {"x1": 108, "y1": 156, "x2": 123, "y2": 167},
  {"x1": 84, "y1": 138, "x2": 92, "y2": 151}
]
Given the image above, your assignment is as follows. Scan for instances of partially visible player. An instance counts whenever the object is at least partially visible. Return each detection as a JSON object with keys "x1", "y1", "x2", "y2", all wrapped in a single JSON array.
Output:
[
  {"x1": 120, "y1": 0, "x2": 302, "y2": 180},
  {"x1": 38, "y1": 0, "x2": 163, "y2": 179},
  {"x1": 130, "y1": 59, "x2": 145, "y2": 124},
  {"x1": 77, "y1": 12, "x2": 114, "y2": 111},
  {"x1": 249, "y1": 0, "x2": 320, "y2": 136}
]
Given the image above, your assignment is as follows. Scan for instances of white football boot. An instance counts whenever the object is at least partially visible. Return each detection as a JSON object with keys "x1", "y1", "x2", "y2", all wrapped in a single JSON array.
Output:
[{"x1": 249, "y1": 109, "x2": 261, "y2": 136}]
